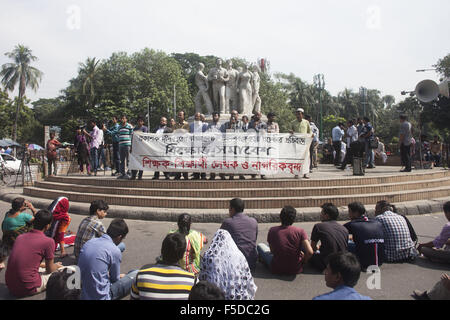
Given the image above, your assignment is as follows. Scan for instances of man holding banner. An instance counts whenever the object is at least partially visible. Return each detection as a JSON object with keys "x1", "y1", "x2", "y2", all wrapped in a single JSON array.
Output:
[{"x1": 290, "y1": 108, "x2": 312, "y2": 179}]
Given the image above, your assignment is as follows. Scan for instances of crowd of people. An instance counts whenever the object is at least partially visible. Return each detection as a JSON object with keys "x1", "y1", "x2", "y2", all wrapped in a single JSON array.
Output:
[{"x1": 1, "y1": 195, "x2": 449, "y2": 300}]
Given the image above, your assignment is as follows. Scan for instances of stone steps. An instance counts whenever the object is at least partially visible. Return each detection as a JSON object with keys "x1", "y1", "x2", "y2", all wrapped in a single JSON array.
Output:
[
  {"x1": 23, "y1": 184, "x2": 450, "y2": 209},
  {"x1": 43, "y1": 170, "x2": 450, "y2": 189},
  {"x1": 32, "y1": 177, "x2": 450, "y2": 198}
]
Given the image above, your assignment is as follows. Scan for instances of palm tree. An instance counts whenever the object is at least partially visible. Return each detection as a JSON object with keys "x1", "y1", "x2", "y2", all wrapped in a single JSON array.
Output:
[
  {"x1": 79, "y1": 57, "x2": 101, "y2": 108},
  {"x1": 1, "y1": 44, "x2": 43, "y2": 142}
]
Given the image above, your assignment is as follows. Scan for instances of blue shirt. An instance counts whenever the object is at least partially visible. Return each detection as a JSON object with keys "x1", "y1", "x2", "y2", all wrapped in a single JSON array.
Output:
[
  {"x1": 105, "y1": 123, "x2": 120, "y2": 143},
  {"x1": 313, "y1": 285, "x2": 371, "y2": 300},
  {"x1": 78, "y1": 234, "x2": 122, "y2": 300},
  {"x1": 332, "y1": 126, "x2": 344, "y2": 142}
]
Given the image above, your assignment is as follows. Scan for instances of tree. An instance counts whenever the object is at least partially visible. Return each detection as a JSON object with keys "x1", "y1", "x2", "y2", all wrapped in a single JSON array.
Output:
[
  {"x1": 434, "y1": 54, "x2": 450, "y2": 78},
  {"x1": 0, "y1": 44, "x2": 43, "y2": 143},
  {"x1": 79, "y1": 57, "x2": 101, "y2": 108}
]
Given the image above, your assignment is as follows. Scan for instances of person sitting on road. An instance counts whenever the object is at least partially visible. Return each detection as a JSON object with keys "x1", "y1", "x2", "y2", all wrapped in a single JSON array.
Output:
[
  {"x1": 220, "y1": 198, "x2": 258, "y2": 272},
  {"x1": 375, "y1": 200, "x2": 419, "y2": 263},
  {"x1": 313, "y1": 251, "x2": 371, "y2": 300},
  {"x1": 309, "y1": 203, "x2": 349, "y2": 272},
  {"x1": 344, "y1": 202, "x2": 385, "y2": 270},
  {"x1": 169, "y1": 213, "x2": 208, "y2": 275},
  {"x1": 1, "y1": 197, "x2": 37, "y2": 249},
  {"x1": 199, "y1": 229, "x2": 257, "y2": 300},
  {"x1": 78, "y1": 219, "x2": 137, "y2": 300},
  {"x1": 45, "y1": 267, "x2": 81, "y2": 300},
  {"x1": 5, "y1": 210, "x2": 66, "y2": 298},
  {"x1": 413, "y1": 273, "x2": 450, "y2": 300},
  {"x1": 0, "y1": 240, "x2": 9, "y2": 273},
  {"x1": 417, "y1": 201, "x2": 450, "y2": 265},
  {"x1": 189, "y1": 281, "x2": 226, "y2": 300},
  {"x1": 74, "y1": 200, "x2": 125, "y2": 261},
  {"x1": 131, "y1": 232, "x2": 196, "y2": 300},
  {"x1": 257, "y1": 206, "x2": 313, "y2": 275}
]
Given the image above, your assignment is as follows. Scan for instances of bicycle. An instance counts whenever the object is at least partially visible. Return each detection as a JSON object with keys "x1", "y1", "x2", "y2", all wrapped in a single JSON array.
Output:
[{"x1": 0, "y1": 160, "x2": 15, "y2": 186}]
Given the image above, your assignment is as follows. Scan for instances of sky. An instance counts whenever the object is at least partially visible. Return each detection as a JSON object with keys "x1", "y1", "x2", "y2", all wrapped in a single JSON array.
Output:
[{"x1": 0, "y1": 0, "x2": 449, "y2": 105}]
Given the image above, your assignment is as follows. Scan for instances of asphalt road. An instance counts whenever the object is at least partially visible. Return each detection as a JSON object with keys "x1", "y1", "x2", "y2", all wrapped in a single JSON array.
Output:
[{"x1": 0, "y1": 200, "x2": 449, "y2": 300}]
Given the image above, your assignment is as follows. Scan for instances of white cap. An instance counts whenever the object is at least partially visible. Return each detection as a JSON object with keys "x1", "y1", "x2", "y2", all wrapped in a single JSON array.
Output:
[{"x1": 296, "y1": 108, "x2": 304, "y2": 113}]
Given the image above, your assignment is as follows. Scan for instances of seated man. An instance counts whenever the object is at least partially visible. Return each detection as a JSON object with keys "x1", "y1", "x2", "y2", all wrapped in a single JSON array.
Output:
[
  {"x1": 430, "y1": 135, "x2": 442, "y2": 167},
  {"x1": 374, "y1": 137, "x2": 387, "y2": 164},
  {"x1": 313, "y1": 252, "x2": 371, "y2": 300},
  {"x1": 78, "y1": 219, "x2": 137, "y2": 300},
  {"x1": 310, "y1": 203, "x2": 349, "y2": 272},
  {"x1": 46, "y1": 268, "x2": 81, "y2": 300},
  {"x1": 189, "y1": 281, "x2": 225, "y2": 300},
  {"x1": 257, "y1": 206, "x2": 313, "y2": 275},
  {"x1": 322, "y1": 138, "x2": 334, "y2": 164},
  {"x1": 220, "y1": 198, "x2": 258, "y2": 271},
  {"x1": 74, "y1": 200, "x2": 124, "y2": 261},
  {"x1": 413, "y1": 273, "x2": 450, "y2": 300},
  {"x1": 5, "y1": 210, "x2": 65, "y2": 297},
  {"x1": 131, "y1": 233, "x2": 196, "y2": 300},
  {"x1": 344, "y1": 202, "x2": 385, "y2": 270},
  {"x1": 417, "y1": 201, "x2": 450, "y2": 265},
  {"x1": 1, "y1": 198, "x2": 37, "y2": 249},
  {"x1": 375, "y1": 201, "x2": 419, "y2": 263}
]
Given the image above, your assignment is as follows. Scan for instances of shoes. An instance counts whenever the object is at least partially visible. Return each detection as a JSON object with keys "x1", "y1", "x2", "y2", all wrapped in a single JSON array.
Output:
[
  {"x1": 367, "y1": 165, "x2": 375, "y2": 169},
  {"x1": 152, "y1": 176, "x2": 159, "y2": 180},
  {"x1": 400, "y1": 169, "x2": 412, "y2": 172},
  {"x1": 261, "y1": 175, "x2": 267, "y2": 180},
  {"x1": 412, "y1": 290, "x2": 430, "y2": 300},
  {"x1": 294, "y1": 175, "x2": 299, "y2": 179},
  {"x1": 339, "y1": 166, "x2": 346, "y2": 170},
  {"x1": 303, "y1": 174, "x2": 310, "y2": 179}
]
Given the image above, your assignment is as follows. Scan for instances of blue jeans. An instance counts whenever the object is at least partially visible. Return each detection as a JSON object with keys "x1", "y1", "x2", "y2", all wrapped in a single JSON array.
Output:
[
  {"x1": 348, "y1": 240, "x2": 356, "y2": 253},
  {"x1": 257, "y1": 243, "x2": 273, "y2": 268},
  {"x1": 90, "y1": 147, "x2": 99, "y2": 173},
  {"x1": 97, "y1": 145, "x2": 107, "y2": 169},
  {"x1": 110, "y1": 269, "x2": 138, "y2": 300},
  {"x1": 364, "y1": 142, "x2": 374, "y2": 167}
]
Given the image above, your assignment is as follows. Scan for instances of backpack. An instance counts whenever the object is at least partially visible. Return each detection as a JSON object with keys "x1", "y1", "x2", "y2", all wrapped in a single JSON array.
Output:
[{"x1": 401, "y1": 215, "x2": 418, "y2": 244}]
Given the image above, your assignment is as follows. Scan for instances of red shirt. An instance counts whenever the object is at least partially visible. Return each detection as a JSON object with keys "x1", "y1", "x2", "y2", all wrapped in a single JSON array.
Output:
[
  {"x1": 5, "y1": 229, "x2": 55, "y2": 297},
  {"x1": 268, "y1": 225, "x2": 308, "y2": 275}
]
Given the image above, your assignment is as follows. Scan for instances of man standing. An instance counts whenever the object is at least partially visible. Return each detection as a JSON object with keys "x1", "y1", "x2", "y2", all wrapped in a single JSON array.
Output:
[
  {"x1": 305, "y1": 115, "x2": 319, "y2": 172},
  {"x1": 117, "y1": 115, "x2": 134, "y2": 180},
  {"x1": 46, "y1": 131, "x2": 62, "y2": 176},
  {"x1": 208, "y1": 58, "x2": 229, "y2": 114},
  {"x1": 78, "y1": 219, "x2": 138, "y2": 300},
  {"x1": 220, "y1": 198, "x2": 258, "y2": 272},
  {"x1": 360, "y1": 117, "x2": 375, "y2": 169},
  {"x1": 340, "y1": 120, "x2": 359, "y2": 170},
  {"x1": 84, "y1": 120, "x2": 102, "y2": 176},
  {"x1": 153, "y1": 117, "x2": 172, "y2": 180},
  {"x1": 190, "y1": 112, "x2": 208, "y2": 180},
  {"x1": 332, "y1": 123, "x2": 345, "y2": 167},
  {"x1": 131, "y1": 116, "x2": 148, "y2": 180},
  {"x1": 249, "y1": 111, "x2": 268, "y2": 180},
  {"x1": 174, "y1": 111, "x2": 190, "y2": 180},
  {"x1": 399, "y1": 115, "x2": 412, "y2": 172},
  {"x1": 290, "y1": 108, "x2": 312, "y2": 179},
  {"x1": 103, "y1": 116, "x2": 121, "y2": 176},
  {"x1": 430, "y1": 135, "x2": 443, "y2": 167}
]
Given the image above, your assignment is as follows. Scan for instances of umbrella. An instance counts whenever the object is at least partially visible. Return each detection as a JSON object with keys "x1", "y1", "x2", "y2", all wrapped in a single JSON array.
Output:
[
  {"x1": 0, "y1": 139, "x2": 21, "y2": 148},
  {"x1": 28, "y1": 144, "x2": 44, "y2": 150}
]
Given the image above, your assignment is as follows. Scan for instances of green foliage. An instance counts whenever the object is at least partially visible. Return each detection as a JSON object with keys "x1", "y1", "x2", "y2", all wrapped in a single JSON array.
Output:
[{"x1": 434, "y1": 54, "x2": 450, "y2": 78}]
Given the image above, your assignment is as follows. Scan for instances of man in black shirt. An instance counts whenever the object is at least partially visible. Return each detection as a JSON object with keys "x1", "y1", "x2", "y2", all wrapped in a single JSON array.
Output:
[
  {"x1": 310, "y1": 203, "x2": 349, "y2": 272},
  {"x1": 344, "y1": 202, "x2": 384, "y2": 270}
]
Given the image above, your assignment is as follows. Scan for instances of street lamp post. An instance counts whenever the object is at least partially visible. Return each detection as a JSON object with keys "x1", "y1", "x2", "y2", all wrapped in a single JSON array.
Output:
[
  {"x1": 314, "y1": 74, "x2": 325, "y2": 141},
  {"x1": 359, "y1": 87, "x2": 368, "y2": 116}
]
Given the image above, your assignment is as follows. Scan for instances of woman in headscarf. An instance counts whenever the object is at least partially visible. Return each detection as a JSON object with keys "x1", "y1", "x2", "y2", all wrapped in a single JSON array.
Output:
[
  {"x1": 46, "y1": 197, "x2": 73, "y2": 257},
  {"x1": 199, "y1": 229, "x2": 257, "y2": 300},
  {"x1": 169, "y1": 213, "x2": 207, "y2": 275}
]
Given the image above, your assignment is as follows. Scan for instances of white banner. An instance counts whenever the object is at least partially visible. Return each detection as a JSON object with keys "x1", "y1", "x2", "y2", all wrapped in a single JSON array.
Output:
[{"x1": 129, "y1": 131, "x2": 311, "y2": 177}]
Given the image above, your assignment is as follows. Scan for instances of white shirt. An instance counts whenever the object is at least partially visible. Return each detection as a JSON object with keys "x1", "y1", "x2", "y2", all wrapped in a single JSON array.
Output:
[
  {"x1": 346, "y1": 125, "x2": 358, "y2": 146},
  {"x1": 310, "y1": 122, "x2": 320, "y2": 143}
]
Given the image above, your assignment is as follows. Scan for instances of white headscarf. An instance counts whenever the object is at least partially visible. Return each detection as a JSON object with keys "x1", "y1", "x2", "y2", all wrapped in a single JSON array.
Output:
[{"x1": 199, "y1": 229, "x2": 257, "y2": 300}]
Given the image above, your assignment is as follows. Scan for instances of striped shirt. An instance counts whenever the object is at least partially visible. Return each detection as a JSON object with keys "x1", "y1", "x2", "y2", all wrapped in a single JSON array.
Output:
[
  {"x1": 130, "y1": 264, "x2": 195, "y2": 300},
  {"x1": 118, "y1": 123, "x2": 133, "y2": 147},
  {"x1": 74, "y1": 216, "x2": 106, "y2": 260}
]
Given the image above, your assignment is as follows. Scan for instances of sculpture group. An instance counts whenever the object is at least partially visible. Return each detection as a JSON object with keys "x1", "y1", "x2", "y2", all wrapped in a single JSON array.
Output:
[{"x1": 195, "y1": 58, "x2": 262, "y2": 116}]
